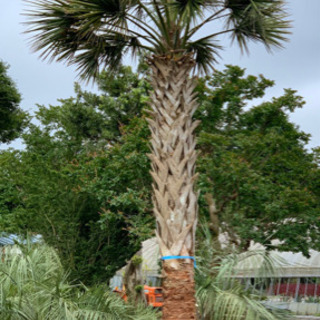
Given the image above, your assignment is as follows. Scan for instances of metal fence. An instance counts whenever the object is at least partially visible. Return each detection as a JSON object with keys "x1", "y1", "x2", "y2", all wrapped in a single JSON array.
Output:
[{"x1": 241, "y1": 277, "x2": 320, "y2": 315}]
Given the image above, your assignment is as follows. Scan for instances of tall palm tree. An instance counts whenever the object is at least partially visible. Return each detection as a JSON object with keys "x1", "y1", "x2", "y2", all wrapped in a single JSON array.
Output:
[{"x1": 24, "y1": 1, "x2": 290, "y2": 319}]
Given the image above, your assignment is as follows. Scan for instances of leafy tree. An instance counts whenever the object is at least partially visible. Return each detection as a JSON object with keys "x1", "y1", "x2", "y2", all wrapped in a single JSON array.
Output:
[
  {"x1": 36, "y1": 66, "x2": 150, "y2": 144},
  {"x1": 0, "y1": 67, "x2": 153, "y2": 284},
  {"x1": 25, "y1": 1, "x2": 290, "y2": 318},
  {"x1": 196, "y1": 66, "x2": 320, "y2": 257},
  {"x1": 0, "y1": 61, "x2": 28, "y2": 143}
]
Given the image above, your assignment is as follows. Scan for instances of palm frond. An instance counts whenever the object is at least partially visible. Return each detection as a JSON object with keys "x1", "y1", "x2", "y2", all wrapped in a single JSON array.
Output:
[
  {"x1": 66, "y1": 0, "x2": 134, "y2": 34},
  {"x1": 195, "y1": 223, "x2": 291, "y2": 320},
  {"x1": 24, "y1": 0, "x2": 194, "y2": 60},
  {"x1": 225, "y1": 0, "x2": 291, "y2": 52},
  {"x1": 169, "y1": 0, "x2": 207, "y2": 21},
  {"x1": 73, "y1": 33, "x2": 129, "y2": 80},
  {"x1": 24, "y1": 0, "x2": 157, "y2": 79},
  {"x1": 169, "y1": 0, "x2": 224, "y2": 15},
  {"x1": 24, "y1": 0, "x2": 290, "y2": 79},
  {"x1": 186, "y1": 38, "x2": 222, "y2": 74},
  {"x1": 0, "y1": 240, "x2": 159, "y2": 320}
]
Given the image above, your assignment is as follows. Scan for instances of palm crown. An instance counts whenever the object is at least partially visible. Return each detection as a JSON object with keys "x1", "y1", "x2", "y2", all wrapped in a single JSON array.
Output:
[{"x1": 25, "y1": 0, "x2": 290, "y2": 79}]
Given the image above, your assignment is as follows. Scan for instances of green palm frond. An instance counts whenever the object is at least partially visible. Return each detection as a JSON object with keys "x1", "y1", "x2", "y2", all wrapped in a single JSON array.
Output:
[
  {"x1": 168, "y1": 0, "x2": 208, "y2": 21},
  {"x1": 66, "y1": 0, "x2": 134, "y2": 34},
  {"x1": 195, "y1": 224, "x2": 291, "y2": 320},
  {"x1": 25, "y1": 0, "x2": 155, "y2": 78},
  {"x1": 168, "y1": 0, "x2": 224, "y2": 14},
  {"x1": 0, "y1": 241, "x2": 159, "y2": 320},
  {"x1": 73, "y1": 33, "x2": 131, "y2": 79},
  {"x1": 186, "y1": 37, "x2": 222, "y2": 74},
  {"x1": 226, "y1": 0, "x2": 291, "y2": 51}
]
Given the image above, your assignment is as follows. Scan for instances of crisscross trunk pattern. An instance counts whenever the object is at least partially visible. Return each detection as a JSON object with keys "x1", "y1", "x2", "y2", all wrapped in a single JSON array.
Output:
[{"x1": 147, "y1": 55, "x2": 199, "y2": 320}]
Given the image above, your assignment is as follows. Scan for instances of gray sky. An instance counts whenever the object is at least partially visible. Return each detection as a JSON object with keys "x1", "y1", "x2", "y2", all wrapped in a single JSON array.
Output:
[{"x1": 1, "y1": 0, "x2": 320, "y2": 149}]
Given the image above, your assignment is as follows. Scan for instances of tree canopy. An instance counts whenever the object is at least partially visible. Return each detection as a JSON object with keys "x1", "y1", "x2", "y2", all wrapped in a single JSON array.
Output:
[
  {"x1": 196, "y1": 66, "x2": 320, "y2": 256},
  {"x1": 0, "y1": 67, "x2": 152, "y2": 284},
  {"x1": 0, "y1": 65, "x2": 319, "y2": 283},
  {"x1": 0, "y1": 61, "x2": 28, "y2": 143}
]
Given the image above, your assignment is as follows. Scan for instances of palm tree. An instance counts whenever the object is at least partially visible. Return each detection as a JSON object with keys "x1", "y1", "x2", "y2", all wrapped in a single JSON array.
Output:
[
  {"x1": 24, "y1": 1, "x2": 290, "y2": 319},
  {"x1": 195, "y1": 224, "x2": 290, "y2": 320}
]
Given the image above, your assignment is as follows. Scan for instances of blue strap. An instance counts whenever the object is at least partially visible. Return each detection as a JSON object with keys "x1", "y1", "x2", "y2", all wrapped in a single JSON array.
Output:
[{"x1": 161, "y1": 255, "x2": 196, "y2": 268}]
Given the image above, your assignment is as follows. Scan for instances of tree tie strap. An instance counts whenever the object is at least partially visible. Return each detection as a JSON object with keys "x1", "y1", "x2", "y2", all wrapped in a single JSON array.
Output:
[{"x1": 160, "y1": 256, "x2": 197, "y2": 268}]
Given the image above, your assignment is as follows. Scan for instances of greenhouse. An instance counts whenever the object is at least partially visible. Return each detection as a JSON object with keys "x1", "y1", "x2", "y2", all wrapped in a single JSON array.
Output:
[
  {"x1": 235, "y1": 246, "x2": 320, "y2": 315},
  {"x1": 110, "y1": 238, "x2": 320, "y2": 315}
]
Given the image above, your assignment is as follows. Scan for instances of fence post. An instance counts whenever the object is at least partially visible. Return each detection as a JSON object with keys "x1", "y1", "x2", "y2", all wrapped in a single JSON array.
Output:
[{"x1": 294, "y1": 278, "x2": 300, "y2": 302}]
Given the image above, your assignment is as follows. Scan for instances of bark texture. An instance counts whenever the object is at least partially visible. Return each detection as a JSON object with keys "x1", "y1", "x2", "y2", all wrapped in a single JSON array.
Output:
[
  {"x1": 147, "y1": 55, "x2": 199, "y2": 320},
  {"x1": 162, "y1": 262, "x2": 196, "y2": 320},
  {"x1": 123, "y1": 252, "x2": 146, "y2": 305}
]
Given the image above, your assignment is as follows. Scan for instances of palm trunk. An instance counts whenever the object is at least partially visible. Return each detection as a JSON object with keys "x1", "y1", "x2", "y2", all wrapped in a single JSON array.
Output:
[{"x1": 147, "y1": 55, "x2": 199, "y2": 320}]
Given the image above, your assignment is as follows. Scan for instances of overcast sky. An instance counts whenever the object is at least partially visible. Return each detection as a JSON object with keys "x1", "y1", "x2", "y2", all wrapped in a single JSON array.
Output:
[{"x1": 1, "y1": 0, "x2": 320, "y2": 150}]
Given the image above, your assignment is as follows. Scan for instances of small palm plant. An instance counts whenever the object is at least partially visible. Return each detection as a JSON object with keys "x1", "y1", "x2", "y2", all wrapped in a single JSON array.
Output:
[
  {"x1": 0, "y1": 241, "x2": 159, "y2": 320},
  {"x1": 25, "y1": 1, "x2": 290, "y2": 318},
  {"x1": 195, "y1": 225, "x2": 290, "y2": 320}
]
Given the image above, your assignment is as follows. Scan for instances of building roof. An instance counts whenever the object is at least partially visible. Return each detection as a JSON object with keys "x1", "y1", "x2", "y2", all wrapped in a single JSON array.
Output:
[
  {"x1": 114, "y1": 237, "x2": 160, "y2": 278},
  {"x1": 235, "y1": 247, "x2": 320, "y2": 278},
  {"x1": 0, "y1": 233, "x2": 42, "y2": 246},
  {"x1": 114, "y1": 237, "x2": 320, "y2": 279}
]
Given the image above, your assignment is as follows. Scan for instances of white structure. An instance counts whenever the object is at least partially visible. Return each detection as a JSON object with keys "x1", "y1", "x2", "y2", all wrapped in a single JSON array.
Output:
[
  {"x1": 110, "y1": 238, "x2": 161, "y2": 289},
  {"x1": 0, "y1": 233, "x2": 42, "y2": 256},
  {"x1": 230, "y1": 245, "x2": 320, "y2": 315},
  {"x1": 110, "y1": 237, "x2": 320, "y2": 315}
]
